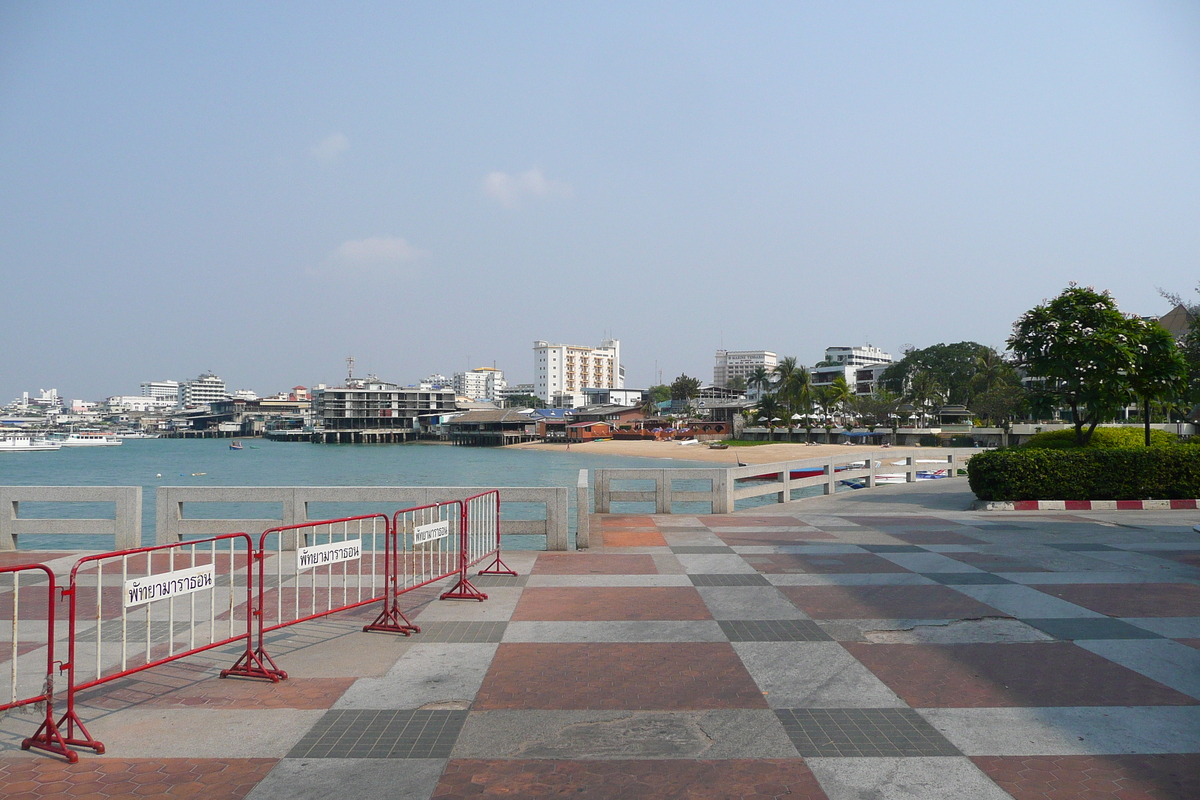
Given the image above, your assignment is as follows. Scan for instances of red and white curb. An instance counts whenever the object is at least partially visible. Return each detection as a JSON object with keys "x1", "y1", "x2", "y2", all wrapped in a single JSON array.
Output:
[{"x1": 974, "y1": 499, "x2": 1200, "y2": 511}]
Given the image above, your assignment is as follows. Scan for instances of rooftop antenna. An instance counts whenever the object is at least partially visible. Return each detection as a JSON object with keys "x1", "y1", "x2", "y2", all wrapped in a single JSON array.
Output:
[{"x1": 346, "y1": 355, "x2": 355, "y2": 381}]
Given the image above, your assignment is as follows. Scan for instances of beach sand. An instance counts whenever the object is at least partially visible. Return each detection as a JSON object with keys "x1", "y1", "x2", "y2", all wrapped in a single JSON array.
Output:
[{"x1": 508, "y1": 438, "x2": 888, "y2": 464}]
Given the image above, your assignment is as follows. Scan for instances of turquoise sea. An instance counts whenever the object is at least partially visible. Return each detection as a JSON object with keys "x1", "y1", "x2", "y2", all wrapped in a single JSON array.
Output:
[{"x1": 0, "y1": 438, "x2": 714, "y2": 550}]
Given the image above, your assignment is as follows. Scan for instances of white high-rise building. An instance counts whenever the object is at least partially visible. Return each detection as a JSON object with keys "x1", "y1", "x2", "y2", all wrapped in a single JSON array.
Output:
[
  {"x1": 534, "y1": 339, "x2": 623, "y2": 407},
  {"x1": 141, "y1": 380, "x2": 180, "y2": 400},
  {"x1": 823, "y1": 345, "x2": 892, "y2": 367},
  {"x1": 178, "y1": 373, "x2": 227, "y2": 407},
  {"x1": 453, "y1": 368, "x2": 506, "y2": 402},
  {"x1": 714, "y1": 350, "x2": 778, "y2": 389}
]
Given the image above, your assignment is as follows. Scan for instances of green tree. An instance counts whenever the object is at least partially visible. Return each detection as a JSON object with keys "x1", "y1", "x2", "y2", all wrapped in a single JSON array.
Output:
[
  {"x1": 1008, "y1": 284, "x2": 1139, "y2": 446},
  {"x1": 854, "y1": 388, "x2": 900, "y2": 430},
  {"x1": 755, "y1": 393, "x2": 785, "y2": 441},
  {"x1": 970, "y1": 385, "x2": 1027, "y2": 428},
  {"x1": 881, "y1": 342, "x2": 997, "y2": 405},
  {"x1": 1126, "y1": 317, "x2": 1189, "y2": 446},
  {"x1": 647, "y1": 384, "x2": 672, "y2": 404},
  {"x1": 670, "y1": 374, "x2": 701, "y2": 401},
  {"x1": 727, "y1": 376, "x2": 747, "y2": 394},
  {"x1": 827, "y1": 375, "x2": 854, "y2": 425},
  {"x1": 904, "y1": 370, "x2": 945, "y2": 426},
  {"x1": 504, "y1": 394, "x2": 545, "y2": 408}
]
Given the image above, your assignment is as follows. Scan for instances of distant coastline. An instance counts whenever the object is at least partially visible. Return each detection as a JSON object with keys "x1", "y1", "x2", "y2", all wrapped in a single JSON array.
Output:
[{"x1": 508, "y1": 439, "x2": 877, "y2": 465}]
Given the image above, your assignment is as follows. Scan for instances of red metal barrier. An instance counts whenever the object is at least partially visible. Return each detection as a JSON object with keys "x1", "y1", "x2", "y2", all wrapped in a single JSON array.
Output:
[
  {"x1": 2, "y1": 564, "x2": 74, "y2": 761},
  {"x1": 55, "y1": 533, "x2": 256, "y2": 755},
  {"x1": 226, "y1": 514, "x2": 391, "y2": 682},
  {"x1": 463, "y1": 490, "x2": 516, "y2": 578}
]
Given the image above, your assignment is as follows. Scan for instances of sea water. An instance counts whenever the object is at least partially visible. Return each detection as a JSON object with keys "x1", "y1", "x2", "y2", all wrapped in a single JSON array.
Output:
[{"x1": 0, "y1": 438, "x2": 719, "y2": 550}]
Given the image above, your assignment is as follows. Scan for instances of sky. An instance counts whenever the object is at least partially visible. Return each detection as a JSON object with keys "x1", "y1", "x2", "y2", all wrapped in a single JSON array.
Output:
[{"x1": 2, "y1": 1, "x2": 1198, "y2": 401}]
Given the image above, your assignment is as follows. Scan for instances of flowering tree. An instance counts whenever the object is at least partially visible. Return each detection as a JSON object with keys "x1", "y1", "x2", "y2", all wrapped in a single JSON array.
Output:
[{"x1": 1008, "y1": 285, "x2": 1139, "y2": 446}]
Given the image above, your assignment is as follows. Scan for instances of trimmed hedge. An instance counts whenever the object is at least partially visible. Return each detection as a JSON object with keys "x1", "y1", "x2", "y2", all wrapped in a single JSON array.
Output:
[
  {"x1": 968, "y1": 446, "x2": 1200, "y2": 501},
  {"x1": 1023, "y1": 427, "x2": 1178, "y2": 449}
]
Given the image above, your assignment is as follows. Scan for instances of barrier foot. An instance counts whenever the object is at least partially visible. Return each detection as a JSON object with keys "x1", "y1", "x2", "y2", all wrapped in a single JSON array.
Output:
[
  {"x1": 363, "y1": 602, "x2": 419, "y2": 636},
  {"x1": 21, "y1": 710, "x2": 79, "y2": 762},
  {"x1": 52, "y1": 709, "x2": 104, "y2": 756},
  {"x1": 221, "y1": 647, "x2": 287, "y2": 682},
  {"x1": 441, "y1": 575, "x2": 488, "y2": 602},
  {"x1": 477, "y1": 553, "x2": 517, "y2": 577}
]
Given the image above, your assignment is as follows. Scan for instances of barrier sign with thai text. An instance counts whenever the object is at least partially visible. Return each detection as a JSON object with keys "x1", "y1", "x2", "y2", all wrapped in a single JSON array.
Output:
[
  {"x1": 413, "y1": 520, "x2": 450, "y2": 546},
  {"x1": 296, "y1": 538, "x2": 362, "y2": 571},
  {"x1": 124, "y1": 564, "x2": 216, "y2": 607}
]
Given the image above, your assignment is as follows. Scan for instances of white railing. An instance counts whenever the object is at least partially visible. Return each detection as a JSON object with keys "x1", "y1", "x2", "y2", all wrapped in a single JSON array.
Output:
[{"x1": 594, "y1": 448, "x2": 983, "y2": 514}]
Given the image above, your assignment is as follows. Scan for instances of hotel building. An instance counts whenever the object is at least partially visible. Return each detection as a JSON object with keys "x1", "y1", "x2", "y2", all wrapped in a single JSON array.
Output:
[{"x1": 534, "y1": 339, "x2": 624, "y2": 407}]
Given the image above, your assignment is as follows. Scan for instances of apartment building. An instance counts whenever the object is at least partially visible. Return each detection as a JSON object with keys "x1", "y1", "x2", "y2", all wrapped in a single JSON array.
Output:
[
  {"x1": 811, "y1": 345, "x2": 894, "y2": 396},
  {"x1": 534, "y1": 339, "x2": 624, "y2": 407},
  {"x1": 453, "y1": 367, "x2": 507, "y2": 402},
  {"x1": 178, "y1": 373, "x2": 228, "y2": 407}
]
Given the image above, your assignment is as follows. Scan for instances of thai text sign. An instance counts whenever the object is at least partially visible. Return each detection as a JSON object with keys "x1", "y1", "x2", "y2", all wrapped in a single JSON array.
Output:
[
  {"x1": 296, "y1": 539, "x2": 362, "y2": 571},
  {"x1": 413, "y1": 520, "x2": 450, "y2": 546},
  {"x1": 124, "y1": 564, "x2": 215, "y2": 607}
]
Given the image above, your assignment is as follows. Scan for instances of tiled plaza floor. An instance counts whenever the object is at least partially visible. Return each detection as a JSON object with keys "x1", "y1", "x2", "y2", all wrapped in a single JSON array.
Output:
[{"x1": 3, "y1": 488, "x2": 1200, "y2": 798}]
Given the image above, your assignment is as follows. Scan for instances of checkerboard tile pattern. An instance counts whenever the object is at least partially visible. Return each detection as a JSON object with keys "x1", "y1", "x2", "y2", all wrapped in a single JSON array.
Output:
[{"x1": 6, "y1": 507, "x2": 1200, "y2": 800}]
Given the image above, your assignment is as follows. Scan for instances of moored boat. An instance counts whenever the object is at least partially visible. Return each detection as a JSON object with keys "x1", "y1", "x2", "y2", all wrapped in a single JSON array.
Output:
[
  {"x1": 57, "y1": 431, "x2": 122, "y2": 447},
  {"x1": 0, "y1": 433, "x2": 62, "y2": 452}
]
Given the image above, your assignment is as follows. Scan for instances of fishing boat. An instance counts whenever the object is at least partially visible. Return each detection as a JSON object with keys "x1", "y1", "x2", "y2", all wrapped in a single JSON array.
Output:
[{"x1": 230, "y1": 441, "x2": 244, "y2": 450}]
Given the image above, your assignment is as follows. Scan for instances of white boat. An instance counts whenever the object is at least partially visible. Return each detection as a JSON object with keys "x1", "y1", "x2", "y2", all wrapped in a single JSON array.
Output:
[
  {"x1": 0, "y1": 433, "x2": 62, "y2": 452},
  {"x1": 113, "y1": 430, "x2": 160, "y2": 439},
  {"x1": 57, "y1": 431, "x2": 122, "y2": 447}
]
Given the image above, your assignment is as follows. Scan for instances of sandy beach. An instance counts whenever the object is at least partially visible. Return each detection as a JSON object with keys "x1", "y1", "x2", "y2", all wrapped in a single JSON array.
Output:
[{"x1": 509, "y1": 438, "x2": 888, "y2": 465}]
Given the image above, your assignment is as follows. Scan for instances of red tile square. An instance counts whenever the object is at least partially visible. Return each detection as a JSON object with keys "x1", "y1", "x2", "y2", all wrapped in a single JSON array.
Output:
[
  {"x1": 972, "y1": 754, "x2": 1200, "y2": 800},
  {"x1": 844, "y1": 642, "x2": 1200, "y2": 707},
  {"x1": 1036, "y1": 583, "x2": 1200, "y2": 617},
  {"x1": 779, "y1": 584, "x2": 1005, "y2": 619},
  {"x1": 433, "y1": 759, "x2": 829, "y2": 799},
  {"x1": 532, "y1": 554, "x2": 659, "y2": 575},
  {"x1": 512, "y1": 587, "x2": 711, "y2": 621},
  {"x1": 475, "y1": 643, "x2": 768, "y2": 710},
  {"x1": 746, "y1": 553, "x2": 911, "y2": 574},
  {"x1": 0, "y1": 758, "x2": 276, "y2": 800}
]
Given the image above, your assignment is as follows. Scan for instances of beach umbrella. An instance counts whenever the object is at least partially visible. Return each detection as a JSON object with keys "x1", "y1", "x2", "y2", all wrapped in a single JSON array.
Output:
[{"x1": 791, "y1": 414, "x2": 803, "y2": 421}]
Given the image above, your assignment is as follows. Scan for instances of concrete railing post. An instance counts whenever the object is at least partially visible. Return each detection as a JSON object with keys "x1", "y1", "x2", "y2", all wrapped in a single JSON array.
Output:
[
  {"x1": 656, "y1": 470, "x2": 670, "y2": 514},
  {"x1": 576, "y1": 469, "x2": 590, "y2": 549},
  {"x1": 826, "y1": 459, "x2": 837, "y2": 495},
  {"x1": 546, "y1": 487, "x2": 569, "y2": 551},
  {"x1": 594, "y1": 470, "x2": 611, "y2": 514},
  {"x1": 714, "y1": 470, "x2": 732, "y2": 514}
]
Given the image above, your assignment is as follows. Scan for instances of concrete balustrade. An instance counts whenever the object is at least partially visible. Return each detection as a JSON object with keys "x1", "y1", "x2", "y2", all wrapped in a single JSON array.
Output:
[
  {"x1": 593, "y1": 448, "x2": 983, "y2": 514},
  {"x1": 0, "y1": 486, "x2": 142, "y2": 550}
]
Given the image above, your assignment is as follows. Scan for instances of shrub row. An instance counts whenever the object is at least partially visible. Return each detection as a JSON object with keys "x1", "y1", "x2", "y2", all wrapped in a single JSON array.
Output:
[
  {"x1": 1022, "y1": 427, "x2": 1179, "y2": 449},
  {"x1": 967, "y1": 446, "x2": 1200, "y2": 501}
]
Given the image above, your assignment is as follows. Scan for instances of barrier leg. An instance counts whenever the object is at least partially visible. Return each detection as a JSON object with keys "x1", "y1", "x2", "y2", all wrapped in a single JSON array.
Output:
[
  {"x1": 22, "y1": 702, "x2": 78, "y2": 762},
  {"x1": 363, "y1": 598, "x2": 419, "y2": 635},
  {"x1": 221, "y1": 645, "x2": 287, "y2": 682},
  {"x1": 477, "y1": 553, "x2": 516, "y2": 577},
  {"x1": 52, "y1": 708, "x2": 103, "y2": 756}
]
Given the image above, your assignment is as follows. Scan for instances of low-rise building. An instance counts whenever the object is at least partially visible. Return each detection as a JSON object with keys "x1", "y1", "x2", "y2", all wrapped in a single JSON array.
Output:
[{"x1": 313, "y1": 377, "x2": 456, "y2": 443}]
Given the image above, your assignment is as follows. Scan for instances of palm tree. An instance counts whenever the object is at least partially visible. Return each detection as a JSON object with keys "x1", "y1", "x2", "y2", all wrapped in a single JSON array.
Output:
[
  {"x1": 748, "y1": 366, "x2": 772, "y2": 400},
  {"x1": 781, "y1": 366, "x2": 813, "y2": 442},
  {"x1": 756, "y1": 394, "x2": 785, "y2": 442},
  {"x1": 827, "y1": 375, "x2": 854, "y2": 426},
  {"x1": 905, "y1": 371, "x2": 945, "y2": 427},
  {"x1": 773, "y1": 357, "x2": 798, "y2": 396}
]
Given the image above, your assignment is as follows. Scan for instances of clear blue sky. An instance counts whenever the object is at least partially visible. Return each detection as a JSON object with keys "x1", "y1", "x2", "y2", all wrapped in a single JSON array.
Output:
[{"x1": 2, "y1": 1, "x2": 1198, "y2": 401}]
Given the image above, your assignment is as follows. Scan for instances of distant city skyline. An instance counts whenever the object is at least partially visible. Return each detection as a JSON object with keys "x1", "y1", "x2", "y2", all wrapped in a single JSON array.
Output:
[{"x1": 3, "y1": 2, "x2": 1197, "y2": 403}]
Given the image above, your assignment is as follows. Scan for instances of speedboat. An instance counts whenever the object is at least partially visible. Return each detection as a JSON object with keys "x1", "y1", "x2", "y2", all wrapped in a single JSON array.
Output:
[
  {"x1": 57, "y1": 431, "x2": 122, "y2": 446},
  {"x1": 230, "y1": 440, "x2": 244, "y2": 450},
  {"x1": 0, "y1": 434, "x2": 61, "y2": 452}
]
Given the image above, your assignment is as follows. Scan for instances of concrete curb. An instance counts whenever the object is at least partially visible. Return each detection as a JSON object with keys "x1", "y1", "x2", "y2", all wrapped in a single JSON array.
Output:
[{"x1": 971, "y1": 499, "x2": 1200, "y2": 511}]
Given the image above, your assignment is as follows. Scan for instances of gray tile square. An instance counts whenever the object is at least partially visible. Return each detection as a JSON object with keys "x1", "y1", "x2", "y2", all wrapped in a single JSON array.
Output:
[
  {"x1": 859, "y1": 545, "x2": 926, "y2": 553},
  {"x1": 671, "y1": 545, "x2": 736, "y2": 554},
  {"x1": 1021, "y1": 617, "x2": 1164, "y2": 641},
  {"x1": 689, "y1": 573, "x2": 772, "y2": 587},
  {"x1": 1047, "y1": 543, "x2": 1120, "y2": 552},
  {"x1": 417, "y1": 621, "x2": 508, "y2": 643},
  {"x1": 921, "y1": 573, "x2": 1013, "y2": 586},
  {"x1": 288, "y1": 710, "x2": 467, "y2": 758},
  {"x1": 719, "y1": 619, "x2": 833, "y2": 642},
  {"x1": 471, "y1": 573, "x2": 528, "y2": 587},
  {"x1": 775, "y1": 708, "x2": 960, "y2": 757}
]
